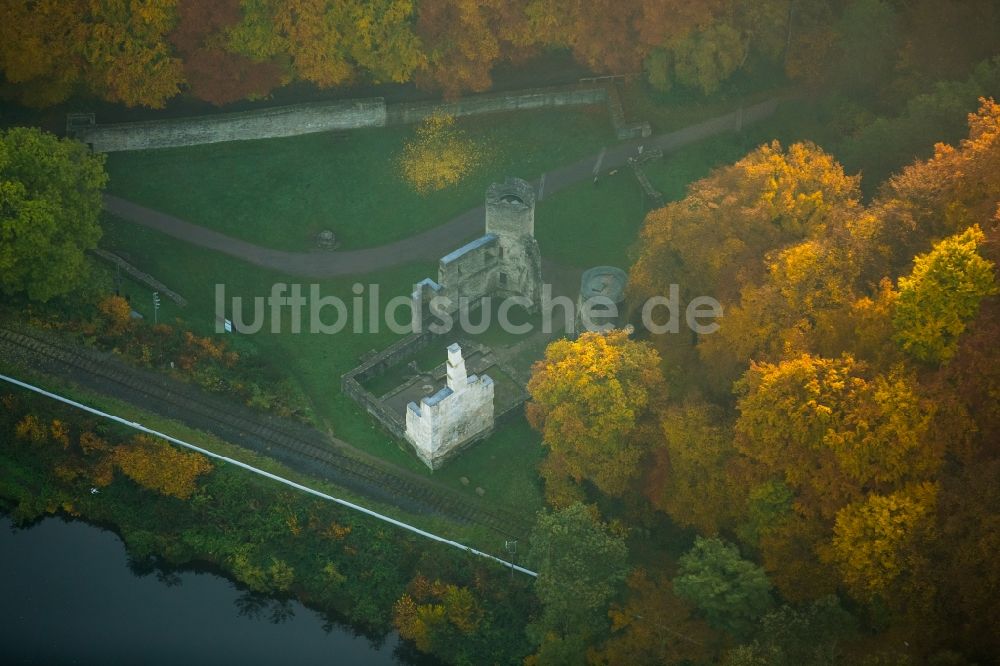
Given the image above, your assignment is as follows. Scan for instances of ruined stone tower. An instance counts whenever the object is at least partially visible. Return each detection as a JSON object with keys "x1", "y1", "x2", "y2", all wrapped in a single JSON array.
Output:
[
  {"x1": 412, "y1": 176, "x2": 544, "y2": 316},
  {"x1": 485, "y1": 177, "x2": 542, "y2": 308}
]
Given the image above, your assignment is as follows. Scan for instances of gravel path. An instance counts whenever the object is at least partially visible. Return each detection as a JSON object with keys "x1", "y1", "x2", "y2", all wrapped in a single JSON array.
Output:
[{"x1": 103, "y1": 97, "x2": 782, "y2": 277}]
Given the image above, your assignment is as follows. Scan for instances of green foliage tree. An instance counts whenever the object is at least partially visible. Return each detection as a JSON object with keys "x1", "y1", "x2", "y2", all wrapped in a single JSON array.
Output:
[
  {"x1": 0, "y1": 127, "x2": 106, "y2": 302},
  {"x1": 724, "y1": 596, "x2": 857, "y2": 666},
  {"x1": 893, "y1": 225, "x2": 998, "y2": 363},
  {"x1": 527, "y1": 503, "x2": 628, "y2": 661},
  {"x1": 670, "y1": 22, "x2": 745, "y2": 95},
  {"x1": 673, "y1": 536, "x2": 774, "y2": 638},
  {"x1": 832, "y1": 0, "x2": 900, "y2": 96}
]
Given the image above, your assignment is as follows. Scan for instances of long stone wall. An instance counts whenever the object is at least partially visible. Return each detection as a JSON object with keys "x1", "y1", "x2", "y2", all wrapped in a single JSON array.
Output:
[
  {"x1": 78, "y1": 98, "x2": 387, "y2": 152},
  {"x1": 73, "y1": 83, "x2": 638, "y2": 153},
  {"x1": 385, "y1": 84, "x2": 608, "y2": 125}
]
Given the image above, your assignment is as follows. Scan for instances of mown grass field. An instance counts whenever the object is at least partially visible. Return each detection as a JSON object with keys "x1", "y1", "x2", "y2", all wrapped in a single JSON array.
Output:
[
  {"x1": 99, "y1": 215, "x2": 547, "y2": 519},
  {"x1": 104, "y1": 107, "x2": 615, "y2": 252},
  {"x1": 95, "y1": 94, "x2": 810, "y2": 525}
]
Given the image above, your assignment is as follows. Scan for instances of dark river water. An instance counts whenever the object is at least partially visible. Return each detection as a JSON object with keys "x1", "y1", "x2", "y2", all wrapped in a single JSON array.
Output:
[{"x1": 0, "y1": 515, "x2": 404, "y2": 665}]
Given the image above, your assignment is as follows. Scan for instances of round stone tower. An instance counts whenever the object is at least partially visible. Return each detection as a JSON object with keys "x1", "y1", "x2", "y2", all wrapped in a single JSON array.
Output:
[
  {"x1": 575, "y1": 266, "x2": 628, "y2": 334},
  {"x1": 485, "y1": 176, "x2": 536, "y2": 239}
]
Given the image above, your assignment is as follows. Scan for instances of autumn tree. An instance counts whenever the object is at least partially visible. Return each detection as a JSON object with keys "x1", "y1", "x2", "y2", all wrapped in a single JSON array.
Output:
[
  {"x1": 527, "y1": 503, "x2": 628, "y2": 663},
  {"x1": 272, "y1": 0, "x2": 353, "y2": 87},
  {"x1": 97, "y1": 295, "x2": 134, "y2": 335},
  {"x1": 629, "y1": 141, "x2": 861, "y2": 309},
  {"x1": 339, "y1": 0, "x2": 424, "y2": 84},
  {"x1": 892, "y1": 225, "x2": 997, "y2": 364},
  {"x1": 225, "y1": 0, "x2": 286, "y2": 60},
  {"x1": 595, "y1": 569, "x2": 716, "y2": 665},
  {"x1": 673, "y1": 536, "x2": 774, "y2": 639},
  {"x1": 696, "y1": 233, "x2": 868, "y2": 387},
  {"x1": 560, "y1": 0, "x2": 647, "y2": 75},
  {"x1": 393, "y1": 577, "x2": 483, "y2": 656},
  {"x1": 735, "y1": 354, "x2": 938, "y2": 521},
  {"x1": 526, "y1": 329, "x2": 666, "y2": 499},
  {"x1": 0, "y1": 0, "x2": 88, "y2": 107},
  {"x1": 646, "y1": 400, "x2": 740, "y2": 535},
  {"x1": 874, "y1": 98, "x2": 1000, "y2": 274},
  {"x1": 83, "y1": 0, "x2": 184, "y2": 108},
  {"x1": 0, "y1": 0, "x2": 183, "y2": 108},
  {"x1": 414, "y1": 0, "x2": 533, "y2": 97},
  {"x1": 396, "y1": 112, "x2": 481, "y2": 194},
  {"x1": 0, "y1": 127, "x2": 106, "y2": 302},
  {"x1": 113, "y1": 434, "x2": 214, "y2": 499},
  {"x1": 169, "y1": 0, "x2": 282, "y2": 106},
  {"x1": 825, "y1": 482, "x2": 937, "y2": 603}
]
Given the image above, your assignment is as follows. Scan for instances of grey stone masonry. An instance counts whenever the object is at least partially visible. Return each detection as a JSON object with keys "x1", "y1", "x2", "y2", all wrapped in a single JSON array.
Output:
[
  {"x1": 405, "y1": 344, "x2": 495, "y2": 470},
  {"x1": 78, "y1": 98, "x2": 387, "y2": 152},
  {"x1": 413, "y1": 177, "x2": 543, "y2": 316}
]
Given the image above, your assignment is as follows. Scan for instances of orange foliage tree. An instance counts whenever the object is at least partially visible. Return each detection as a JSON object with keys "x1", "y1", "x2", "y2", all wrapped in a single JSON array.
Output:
[{"x1": 112, "y1": 434, "x2": 214, "y2": 499}]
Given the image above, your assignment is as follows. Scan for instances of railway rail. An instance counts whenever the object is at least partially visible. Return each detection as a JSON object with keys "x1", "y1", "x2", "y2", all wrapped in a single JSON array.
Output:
[{"x1": 0, "y1": 326, "x2": 532, "y2": 539}]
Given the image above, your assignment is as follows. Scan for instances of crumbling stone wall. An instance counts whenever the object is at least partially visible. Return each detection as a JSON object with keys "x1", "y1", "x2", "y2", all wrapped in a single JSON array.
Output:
[
  {"x1": 386, "y1": 84, "x2": 608, "y2": 125},
  {"x1": 413, "y1": 177, "x2": 543, "y2": 316},
  {"x1": 76, "y1": 85, "x2": 616, "y2": 153}
]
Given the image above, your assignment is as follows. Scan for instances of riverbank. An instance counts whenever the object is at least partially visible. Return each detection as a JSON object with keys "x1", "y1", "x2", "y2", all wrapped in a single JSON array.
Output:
[
  {"x1": 0, "y1": 514, "x2": 404, "y2": 665},
  {"x1": 0, "y1": 388, "x2": 537, "y2": 665}
]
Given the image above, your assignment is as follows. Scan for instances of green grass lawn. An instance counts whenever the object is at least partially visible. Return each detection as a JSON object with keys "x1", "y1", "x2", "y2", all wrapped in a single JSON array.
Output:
[
  {"x1": 93, "y1": 98, "x2": 817, "y2": 525},
  {"x1": 99, "y1": 214, "x2": 545, "y2": 517},
  {"x1": 536, "y1": 118, "x2": 781, "y2": 269},
  {"x1": 104, "y1": 107, "x2": 614, "y2": 252}
]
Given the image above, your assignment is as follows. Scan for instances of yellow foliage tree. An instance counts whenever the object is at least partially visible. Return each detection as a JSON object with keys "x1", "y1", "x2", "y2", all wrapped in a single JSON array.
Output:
[
  {"x1": 397, "y1": 112, "x2": 481, "y2": 194},
  {"x1": 646, "y1": 400, "x2": 741, "y2": 535},
  {"x1": 393, "y1": 580, "x2": 482, "y2": 653},
  {"x1": 527, "y1": 329, "x2": 666, "y2": 498},
  {"x1": 629, "y1": 141, "x2": 861, "y2": 309},
  {"x1": 14, "y1": 414, "x2": 47, "y2": 443},
  {"x1": 893, "y1": 224, "x2": 998, "y2": 363},
  {"x1": 112, "y1": 434, "x2": 214, "y2": 499},
  {"x1": 826, "y1": 482, "x2": 938, "y2": 601},
  {"x1": 83, "y1": 0, "x2": 185, "y2": 108},
  {"x1": 735, "y1": 354, "x2": 938, "y2": 520}
]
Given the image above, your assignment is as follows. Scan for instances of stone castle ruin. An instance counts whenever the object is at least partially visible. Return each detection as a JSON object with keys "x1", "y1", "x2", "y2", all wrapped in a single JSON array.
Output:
[
  {"x1": 405, "y1": 344, "x2": 495, "y2": 469},
  {"x1": 413, "y1": 177, "x2": 542, "y2": 316},
  {"x1": 344, "y1": 177, "x2": 541, "y2": 471}
]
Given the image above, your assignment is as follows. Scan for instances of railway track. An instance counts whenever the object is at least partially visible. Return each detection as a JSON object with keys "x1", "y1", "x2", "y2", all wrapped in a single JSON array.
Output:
[{"x1": 0, "y1": 327, "x2": 532, "y2": 539}]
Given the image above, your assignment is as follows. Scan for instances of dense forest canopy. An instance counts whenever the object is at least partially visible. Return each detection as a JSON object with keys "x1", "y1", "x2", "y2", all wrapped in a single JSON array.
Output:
[
  {"x1": 2, "y1": 0, "x2": 1000, "y2": 108},
  {"x1": 520, "y1": 98, "x2": 1000, "y2": 664},
  {"x1": 3, "y1": 2, "x2": 1000, "y2": 665}
]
